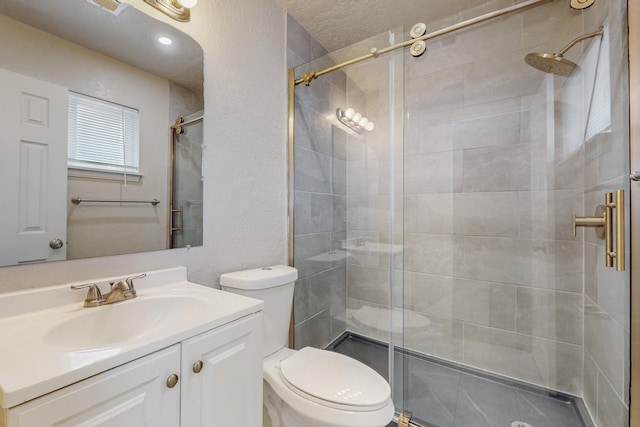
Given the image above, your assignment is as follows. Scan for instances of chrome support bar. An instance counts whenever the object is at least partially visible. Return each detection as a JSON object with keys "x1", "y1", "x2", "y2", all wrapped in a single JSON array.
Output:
[
  {"x1": 294, "y1": 0, "x2": 551, "y2": 86},
  {"x1": 172, "y1": 115, "x2": 203, "y2": 134},
  {"x1": 71, "y1": 196, "x2": 160, "y2": 206}
]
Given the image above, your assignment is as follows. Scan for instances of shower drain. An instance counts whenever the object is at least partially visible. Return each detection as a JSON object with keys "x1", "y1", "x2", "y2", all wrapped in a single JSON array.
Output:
[{"x1": 511, "y1": 422, "x2": 533, "y2": 427}]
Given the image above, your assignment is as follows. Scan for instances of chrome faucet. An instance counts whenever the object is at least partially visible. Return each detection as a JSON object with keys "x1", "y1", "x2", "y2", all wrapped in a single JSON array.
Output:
[{"x1": 71, "y1": 273, "x2": 146, "y2": 307}]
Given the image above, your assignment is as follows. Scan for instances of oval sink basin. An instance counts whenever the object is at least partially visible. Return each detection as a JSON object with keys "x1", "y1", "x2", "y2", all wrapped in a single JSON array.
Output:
[{"x1": 44, "y1": 294, "x2": 211, "y2": 350}]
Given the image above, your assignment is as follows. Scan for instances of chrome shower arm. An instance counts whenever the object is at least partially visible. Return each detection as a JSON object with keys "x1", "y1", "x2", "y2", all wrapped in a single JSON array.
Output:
[{"x1": 558, "y1": 27, "x2": 604, "y2": 55}]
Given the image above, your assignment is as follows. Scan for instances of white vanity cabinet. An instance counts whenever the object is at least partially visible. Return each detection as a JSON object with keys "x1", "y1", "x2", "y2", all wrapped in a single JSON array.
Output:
[
  {"x1": 5, "y1": 345, "x2": 182, "y2": 427},
  {"x1": 3, "y1": 313, "x2": 262, "y2": 427},
  {"x1": 180, "y1": 312, "x2": 262, "y2": 426}
]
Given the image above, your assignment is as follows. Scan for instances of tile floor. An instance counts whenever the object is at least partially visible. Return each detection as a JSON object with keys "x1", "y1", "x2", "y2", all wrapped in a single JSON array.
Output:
[{"x1": 330, "y1": 334, "x2": 593, "y2": 427}]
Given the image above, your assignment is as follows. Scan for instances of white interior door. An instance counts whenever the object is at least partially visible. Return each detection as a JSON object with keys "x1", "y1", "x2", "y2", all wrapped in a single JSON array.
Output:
[{"x1": 0, "y1": 68, "x2": 67, "y2": 265}]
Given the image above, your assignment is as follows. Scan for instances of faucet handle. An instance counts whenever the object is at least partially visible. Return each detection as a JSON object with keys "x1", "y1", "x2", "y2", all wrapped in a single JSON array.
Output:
[
  {"x1": 70, "y1": 283, "x2": 103, "y2": 307},
  {"x1": 111, "y1": 281, "x2": 130, "y2": 292},
  {"x1": 71, "y1": 283, "x2": 101, "y2": 298},
  {"x1": 125, "y1": 273, "x2": 147, "y2": 293}
]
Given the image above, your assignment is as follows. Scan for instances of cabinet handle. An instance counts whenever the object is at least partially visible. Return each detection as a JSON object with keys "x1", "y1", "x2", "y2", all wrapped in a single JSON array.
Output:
[
  {"x1": 193, "y1": 360, "x2": 204, "y2": 373},
  {"x1": 166, "y1": 374, "x2": 179, "y2": 388}
]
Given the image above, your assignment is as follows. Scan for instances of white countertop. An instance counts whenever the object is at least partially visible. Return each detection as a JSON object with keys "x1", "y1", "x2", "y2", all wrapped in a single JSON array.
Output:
[{"x1": 0, "y1": 267, "x2": 263, "y2": 409}]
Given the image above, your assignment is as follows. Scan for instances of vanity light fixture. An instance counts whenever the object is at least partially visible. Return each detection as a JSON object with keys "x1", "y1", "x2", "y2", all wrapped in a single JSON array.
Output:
[
  {"x1": 177, "y1": 0, "x2": 198, "y2": 7},
  {"x1": 85, "y1": 0, "x2": 129, "y2": 16},
  {"x1": 143, "y1": 0, "x2": 197, "y2": 22},
  {"x1": 336, "y1": 107, "x2": 375, "y2": 135}
]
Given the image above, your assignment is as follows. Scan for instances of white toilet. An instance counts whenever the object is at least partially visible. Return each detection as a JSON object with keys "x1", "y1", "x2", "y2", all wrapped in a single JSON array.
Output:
[{"x1": 221, "y1": 265, "x2": 395, "y2": 427}]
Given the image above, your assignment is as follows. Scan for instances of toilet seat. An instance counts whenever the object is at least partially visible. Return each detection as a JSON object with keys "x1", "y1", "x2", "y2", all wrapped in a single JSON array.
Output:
[
  {"x1": 279, "y1": 347, "x2": 391, "y2": 412},
  {"x1": 263, "y1": 348, "x2": 395, "y2": 427}
]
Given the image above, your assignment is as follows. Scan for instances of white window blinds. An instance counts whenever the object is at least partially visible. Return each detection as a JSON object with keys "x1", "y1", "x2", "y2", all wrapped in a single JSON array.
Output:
[{"x1": 68, "y1": 92, "x2": 140, "y2": 174}]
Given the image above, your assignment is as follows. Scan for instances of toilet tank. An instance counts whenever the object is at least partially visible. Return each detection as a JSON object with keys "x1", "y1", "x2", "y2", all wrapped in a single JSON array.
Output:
[{"x1": 220, "y1": 265, "x2": 298, "y2": 357}]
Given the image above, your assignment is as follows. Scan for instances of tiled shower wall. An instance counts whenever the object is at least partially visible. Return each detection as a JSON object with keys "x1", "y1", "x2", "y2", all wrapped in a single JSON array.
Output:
[{"x1": 288, "y1": 15, "x2": 349, "y2": 349}]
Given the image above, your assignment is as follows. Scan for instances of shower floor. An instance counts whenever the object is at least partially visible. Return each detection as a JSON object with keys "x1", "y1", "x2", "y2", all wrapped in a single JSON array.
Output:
[{"x1": 328, "y1": 333, "x2": 593, "y2": 427}]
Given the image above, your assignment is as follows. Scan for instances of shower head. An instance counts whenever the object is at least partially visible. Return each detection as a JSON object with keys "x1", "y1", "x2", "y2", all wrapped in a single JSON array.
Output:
[
  {"x1": 524, "y1": 52, "x2": 577, "y2": 76},
  {"x1": 570, "y1": 0, "x2": 596, "y2": 10},
  {"x1": 524, "y1": 27, "x2": 604, "y2": 76}
]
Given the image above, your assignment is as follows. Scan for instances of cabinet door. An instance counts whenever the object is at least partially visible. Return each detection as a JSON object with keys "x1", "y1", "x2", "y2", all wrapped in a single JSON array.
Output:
[
  {"x1": 181, "y1": 313, "x2": 263, "y2": 426},
  {"x1": 7, "y1": 346, "x2": 180, "y2": 427}
]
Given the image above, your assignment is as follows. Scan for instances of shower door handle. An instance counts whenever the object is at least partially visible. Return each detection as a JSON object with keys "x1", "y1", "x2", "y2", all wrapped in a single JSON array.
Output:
[
  {"x1": 171, "y1": 205, "x2": 183, "y2": 234},
  {"x1": 573, "y1": 190, "x2": 625, "y2": 271}
]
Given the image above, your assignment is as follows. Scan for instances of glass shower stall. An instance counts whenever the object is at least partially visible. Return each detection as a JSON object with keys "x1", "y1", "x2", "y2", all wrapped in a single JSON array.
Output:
[{"x1": 289, "y1": 0, "x2": 630, "y2": 425}]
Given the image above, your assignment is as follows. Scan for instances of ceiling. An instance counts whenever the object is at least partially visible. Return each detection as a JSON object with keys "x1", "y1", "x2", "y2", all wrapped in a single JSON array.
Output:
[{"x1": 275, "y1": 0, "x2": 494, "y2": 52}]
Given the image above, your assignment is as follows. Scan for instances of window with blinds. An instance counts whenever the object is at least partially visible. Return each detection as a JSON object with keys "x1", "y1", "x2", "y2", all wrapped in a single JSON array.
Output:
[
  {"x1": 584, "y1": 26, "x2": 611, "y2": 142},
  {"x1": 68, "y1": 92, "x2": 140, "y2": 175}
]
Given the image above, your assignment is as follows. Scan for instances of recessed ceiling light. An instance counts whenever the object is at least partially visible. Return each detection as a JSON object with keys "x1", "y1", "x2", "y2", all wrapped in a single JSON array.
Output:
[{"x1": 158, "y1": 37, "x2": 172, "y2": 45}]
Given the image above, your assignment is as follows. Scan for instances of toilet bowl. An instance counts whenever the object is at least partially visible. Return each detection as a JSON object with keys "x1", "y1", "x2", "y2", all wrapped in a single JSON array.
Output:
[{"x1": 221, "y1": 265, "x2": 394, "y2": 427}]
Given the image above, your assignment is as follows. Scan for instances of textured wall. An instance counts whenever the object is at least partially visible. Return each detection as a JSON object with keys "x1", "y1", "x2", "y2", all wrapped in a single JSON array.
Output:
[{"x1": 0, "y1": 0, "x2": 288, "y2": 291}]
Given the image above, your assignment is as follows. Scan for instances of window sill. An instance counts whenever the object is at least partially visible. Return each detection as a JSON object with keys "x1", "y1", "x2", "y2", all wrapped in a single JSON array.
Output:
[{"x1": 68, "y1": 167, "x2": 144, "y2": 182}]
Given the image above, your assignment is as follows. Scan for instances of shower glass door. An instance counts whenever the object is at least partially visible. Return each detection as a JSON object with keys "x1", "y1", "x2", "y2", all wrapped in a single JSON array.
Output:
[
  {"x1": 401, "y1": 1, "x2": 630, "y2": 426},
  {"x1": 171, "y1": 110, "x2": 203, "y2": 249},
  {"x1": 290, "y1": 28, "x2": 408, "y2": 415},
  {"x1": 291, "y1": 0, "x2": 630, "y2": 424}
]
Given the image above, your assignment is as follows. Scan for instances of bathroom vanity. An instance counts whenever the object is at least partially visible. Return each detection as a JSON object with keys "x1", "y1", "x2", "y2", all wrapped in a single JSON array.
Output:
[{"x1": 0, "y1": 267, "x2": 263, "y2": 427}]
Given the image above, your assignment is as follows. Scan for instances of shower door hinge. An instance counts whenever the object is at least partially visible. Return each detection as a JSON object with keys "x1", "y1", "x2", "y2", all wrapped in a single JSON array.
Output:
[{"x1": 398, "y1": 412, "x2": 413, "y2": 427}]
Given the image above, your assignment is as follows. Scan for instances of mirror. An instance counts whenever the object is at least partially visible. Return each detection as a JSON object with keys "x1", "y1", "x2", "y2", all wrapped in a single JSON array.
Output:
[{"x1": 0, "y1": 0, "x2": 204, "y2": 267}]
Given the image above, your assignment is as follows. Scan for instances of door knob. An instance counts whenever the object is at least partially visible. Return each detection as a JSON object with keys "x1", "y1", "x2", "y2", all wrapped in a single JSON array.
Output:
[
  {"x1": 193, "y1": 360, "x2": 204, "y2": 373},
  {"x1": 49, "y1": 239, "x2": 64, "y2": 249}
]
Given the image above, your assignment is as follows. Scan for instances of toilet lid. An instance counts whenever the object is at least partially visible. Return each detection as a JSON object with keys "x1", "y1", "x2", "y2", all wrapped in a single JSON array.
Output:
[{"x1": 279, "y1": 347, "x2": 390, "y2": 408}]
